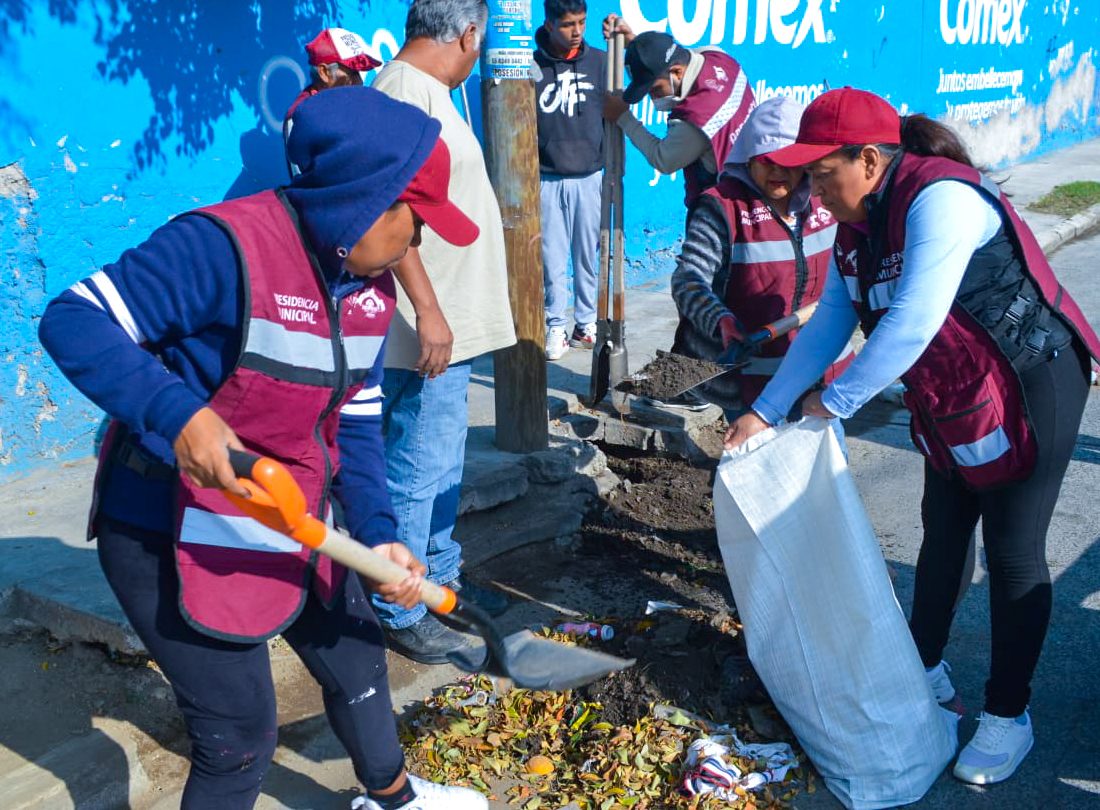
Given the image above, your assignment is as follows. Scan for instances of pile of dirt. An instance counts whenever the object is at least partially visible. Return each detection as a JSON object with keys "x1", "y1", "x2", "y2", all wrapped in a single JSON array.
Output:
[
  {"x1": 570, "y1": 448, "x2": 770, "y2": 727},
  {"x1": 616, "y1": 351, "x2": 728, "y2": 400},
  {"x1": 450, "y1": 444, "x2": 806, "y2": 806}
]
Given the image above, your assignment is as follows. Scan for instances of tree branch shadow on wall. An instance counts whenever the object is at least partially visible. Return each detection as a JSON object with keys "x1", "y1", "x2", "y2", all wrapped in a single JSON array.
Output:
[{"x1": 0, "y1": 0, "x2": 383, "y2": 189}]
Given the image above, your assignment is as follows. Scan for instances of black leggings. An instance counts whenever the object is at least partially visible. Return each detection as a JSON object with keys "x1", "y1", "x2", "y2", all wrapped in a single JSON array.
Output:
[
  {"x1": 97, "y1": 519, "x2": 405, "y2": 809},
  {"x1": 909, "y1": 344, "x2": 1090, "y2": 717}
]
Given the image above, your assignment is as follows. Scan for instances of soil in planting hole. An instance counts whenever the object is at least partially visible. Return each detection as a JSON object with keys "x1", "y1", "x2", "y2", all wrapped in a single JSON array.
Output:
[
  {"x1": 479, "y1": 442, "x2": 786, "y2": 740},
  {"x1": 616, "y1": 350, "x2": 731, "y2": 401}
]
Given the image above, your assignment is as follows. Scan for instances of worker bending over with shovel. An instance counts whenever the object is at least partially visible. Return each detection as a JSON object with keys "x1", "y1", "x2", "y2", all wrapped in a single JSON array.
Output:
[
  {"x1": 600, "y1": 16, "x2": 754, "y2": 207},
  {"x1": 39, "y1": 88, "x2": 487, "y2": 810},
  {"x1": 725, "y1": 88, "x2": 1100, "y2": 786},
  {"x1": 671, "y1": 97, "x2": 852, "y2": 420},
  {"x1": 602, "y1": 15, "x2": 756, "y2": 409}
]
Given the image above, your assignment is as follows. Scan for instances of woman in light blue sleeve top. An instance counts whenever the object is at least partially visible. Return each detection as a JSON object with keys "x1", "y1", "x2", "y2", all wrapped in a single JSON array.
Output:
[{"x1": 724, "y1": 88, "x2": 1099, "y2": 787}]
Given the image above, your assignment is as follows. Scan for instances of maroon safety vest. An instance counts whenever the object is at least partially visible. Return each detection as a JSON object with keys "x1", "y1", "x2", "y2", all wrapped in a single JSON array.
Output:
[
  {"x1": 706, "y1": 177, "x2": 852, "y2": 404},
  {"x1": 669, "y1": 49, "x2": 755, "y2": 207},
  {"x1": 835, "y1": 153, "x2": 1100, "y2": 490},
  {"x1": 285, "y1": 86, "x2": 320, "y2": 121},
  {"x1": 172, "y1": 190, "x2": 395, "y2": 641}
]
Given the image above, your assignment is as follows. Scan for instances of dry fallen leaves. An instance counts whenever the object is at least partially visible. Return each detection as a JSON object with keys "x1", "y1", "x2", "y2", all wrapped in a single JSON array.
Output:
[{"x1": 398, "y1": 631, "x2": 807, "y2": 810}]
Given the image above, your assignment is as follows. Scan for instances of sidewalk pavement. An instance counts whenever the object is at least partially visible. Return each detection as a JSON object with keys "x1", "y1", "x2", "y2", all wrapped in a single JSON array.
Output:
[{"x1": 2, "y1": 137, "x2": 1100, "y2": 808}]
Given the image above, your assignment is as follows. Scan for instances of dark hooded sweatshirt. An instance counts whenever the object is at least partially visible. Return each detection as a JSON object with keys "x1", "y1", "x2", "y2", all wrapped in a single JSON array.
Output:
[
  {"x1": 38, "y1": 87, "x2": 437, "y2": 543},
  {"x1": 534, "y1": 27, "x2": 607, "y2": 176}
]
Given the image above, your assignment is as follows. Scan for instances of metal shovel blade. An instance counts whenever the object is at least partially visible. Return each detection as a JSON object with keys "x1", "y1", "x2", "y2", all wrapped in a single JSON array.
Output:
[
  {"x1": 440, "y1": 599, "x2": 634, "y2": 691},
  {"x1": 608, "y1": 321, "x2": 630, "y2": 414},
  {"x1": 587, "y1": 322, "x2": 612, "y2": 406},
  {"x1": 664, "y1": 361, "x2": 748, "y2": 400},
  {"x1": 449, "y1": 630, "x2": 635, "y2": 691}
]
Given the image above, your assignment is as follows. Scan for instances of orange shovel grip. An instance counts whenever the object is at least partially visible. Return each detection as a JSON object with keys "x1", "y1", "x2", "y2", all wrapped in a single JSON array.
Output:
[{"x1": 224, "y1": 450, "x2": 327, "y2": 549}]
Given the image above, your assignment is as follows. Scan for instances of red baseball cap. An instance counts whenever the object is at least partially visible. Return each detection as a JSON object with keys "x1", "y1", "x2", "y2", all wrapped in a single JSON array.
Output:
[
  {"x1": 305, "y1": 28, "x2": 381, "y2": 73},
  {"x1": 767, "y1": 88, "x2": 901, "y2": 167},
  {"x1": 398, "y1": 139, "x2": 479, "y2": 247}
]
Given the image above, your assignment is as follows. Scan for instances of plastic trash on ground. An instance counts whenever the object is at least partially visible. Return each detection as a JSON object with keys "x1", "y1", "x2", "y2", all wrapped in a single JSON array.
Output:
[
  {"x1": 713, "y1": 418, "x2": 957, "y2": 810},
  {"x1": 680, "y1": 732, "x2": 798, "y2": 799}
]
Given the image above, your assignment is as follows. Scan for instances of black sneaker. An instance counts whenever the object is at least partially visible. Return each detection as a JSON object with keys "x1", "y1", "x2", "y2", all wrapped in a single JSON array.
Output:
[
  {"x1": 385, "y1": 614, "x2": 472, "y2": 665},
  {"x1": 450, "y1": 577, "x2": 509, "y2": 617}
]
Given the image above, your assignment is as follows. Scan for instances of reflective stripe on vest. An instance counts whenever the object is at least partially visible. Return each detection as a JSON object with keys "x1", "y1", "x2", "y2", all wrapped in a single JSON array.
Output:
[
  {"x1": 345, "y1": 334, "x2": 386, "y2": 373},
  {"x1": 731, "y1": 223, "x2": 838, "y2": 266},
  {"x1": 867, "y1": 278, "x2": 898, "y2": 311},
  {"x1": 172, "y1": 190, "x2": 397, "y2": 641},
  {"x1": 949, "y1": 426, "x2": 1011, "y2": 468},
  {"x1": 245, "y1": 318, "x2": 338, "y2": 371},
  {"x1": 832, "y1": 153, "x2": 1049, "y2": 490},
  {"x1": 180, "y1": 507, "x2": 301, "y2": 553},
  {"x1": 700, "y1": 70, "x2": 749, "y2": 139}
]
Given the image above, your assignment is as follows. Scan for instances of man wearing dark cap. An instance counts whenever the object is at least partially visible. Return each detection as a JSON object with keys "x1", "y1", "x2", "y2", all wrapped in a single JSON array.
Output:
[
  {"x1": 602, "y1": 17, "x2": 755, "y2": 208},
  {"x1": 284, "y1": 27, "x2": 382, "y2": 124},
  {"x1": 39, "y1": 87, "x2": 488, "y2": 810}
]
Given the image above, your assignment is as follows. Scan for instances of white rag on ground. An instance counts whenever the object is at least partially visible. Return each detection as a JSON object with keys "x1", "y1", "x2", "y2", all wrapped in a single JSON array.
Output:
[
  {"x1": 680, "y1": 732, "x2": 797, "y2": 799},
  {"x1": 713, "y1": 418, "x2": 958, "y2": 810}
]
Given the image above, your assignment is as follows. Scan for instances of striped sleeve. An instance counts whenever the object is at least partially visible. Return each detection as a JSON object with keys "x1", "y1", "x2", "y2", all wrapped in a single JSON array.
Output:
[
  {"x1": 671, "y1": 196, "x2": 735, "y2": 338},
  {"x1": 38, "y1": 216, "x2": 239, "y2": 442},
  {"x1": 339, "y1": 383, "x2": 383, "y2": 417},
  {"x1": 331, "y1": 352, "x2": 396, "y2": 545},
  {"x1": 67, "y1": 271, "x2": 148, "y2": 344}
]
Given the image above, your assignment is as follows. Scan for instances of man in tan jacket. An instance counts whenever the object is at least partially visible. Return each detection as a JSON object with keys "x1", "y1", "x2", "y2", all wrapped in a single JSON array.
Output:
[{"x1": 371, "y1": 0, "x2": 517, "y2": 663}]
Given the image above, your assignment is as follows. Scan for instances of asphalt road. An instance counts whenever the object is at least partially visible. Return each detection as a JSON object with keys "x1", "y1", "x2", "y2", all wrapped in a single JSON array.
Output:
[{"x1": 823, "y1": 227, "x2": 1100, "y2": 809}]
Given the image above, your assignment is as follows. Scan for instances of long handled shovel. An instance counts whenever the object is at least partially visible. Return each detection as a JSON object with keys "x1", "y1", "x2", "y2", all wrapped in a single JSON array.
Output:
[
  {"x1": 607, "y1": 31, "x2": 630, "y2": 415},
  {"x1": 223, "y1": 450, "x2": 634, "y2": 691},
  {"x1": 586, "y1": 35, "x2": 618, "y2": 408},
  {"x1": 632, "y1": 303, "x2": 821, "y2": 400}
]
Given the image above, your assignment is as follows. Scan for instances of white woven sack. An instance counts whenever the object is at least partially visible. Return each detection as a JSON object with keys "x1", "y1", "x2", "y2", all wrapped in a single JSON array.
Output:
[{"x1": 713, "y1": 418, "x2": 957, "y2": 809}]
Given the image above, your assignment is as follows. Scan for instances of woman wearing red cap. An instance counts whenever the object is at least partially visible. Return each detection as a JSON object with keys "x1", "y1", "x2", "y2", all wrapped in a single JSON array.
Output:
[{"x1": 723, "y1": 87, "x2": 1100, "y2": 785}]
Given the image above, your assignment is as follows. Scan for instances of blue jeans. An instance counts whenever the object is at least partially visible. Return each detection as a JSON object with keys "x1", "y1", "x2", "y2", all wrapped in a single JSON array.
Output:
[
  {"x1": 541, "y1": 171, "x2": 602, "y2": 330},
  {"x1": 372, "y1": 361, "x2": 471, "y2": 628}
]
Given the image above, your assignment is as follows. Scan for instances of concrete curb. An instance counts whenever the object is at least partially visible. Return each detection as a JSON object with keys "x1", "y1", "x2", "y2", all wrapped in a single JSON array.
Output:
[
  {"x1": 1, "y1": 586, "x2": 143, "y2": 656},
  {"x1": 5, "y1": 725, "x2": 149, "y2": 810},
  {"x1": 1036, "y1": 202, "x2": 1100, "y2": 256}
]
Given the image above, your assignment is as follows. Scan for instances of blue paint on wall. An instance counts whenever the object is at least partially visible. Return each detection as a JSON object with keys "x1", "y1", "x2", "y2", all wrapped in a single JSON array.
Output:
[{"x1": 1, "y1": 0, "x2": 1098, "y2": 478}]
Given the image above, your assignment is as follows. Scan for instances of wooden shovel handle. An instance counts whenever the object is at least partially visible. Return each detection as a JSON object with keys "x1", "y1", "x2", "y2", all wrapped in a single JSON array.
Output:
[
  {"x1": 224, "y1": 451, "x2": 456, "y2": 613},
  {"x1": 611, "y1": 33, "x2": 627, "y2": 322}
]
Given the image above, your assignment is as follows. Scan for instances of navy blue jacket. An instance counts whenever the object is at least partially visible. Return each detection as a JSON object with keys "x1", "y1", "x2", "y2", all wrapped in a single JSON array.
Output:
[
  {"x1": 38, "y1": 215, "x2": 395, "y2": 543},
  {"x1": 534, "y1": 27, "x2": 607, "y2": 176},
  {"x1": 37, "y1": 86, "x2": 446, "y2": 545}
]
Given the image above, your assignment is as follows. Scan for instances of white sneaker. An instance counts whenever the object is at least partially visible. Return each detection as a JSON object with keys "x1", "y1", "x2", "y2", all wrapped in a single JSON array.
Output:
[
  {"x1": 352, "y1": 774, "x2": 488, "y2": 810},
  {"x1": 569, "y1": 322, "x2": 598, "y2": 349},
  {"x1": 925, "y1": 660, "x2": 965, "y2": 714},
  {"x1": 953, "y1": 710, "x2": 1034, "y2": 785},
  {"x1": 545, "y1": 326, "x2": 569, "y2": 361}
]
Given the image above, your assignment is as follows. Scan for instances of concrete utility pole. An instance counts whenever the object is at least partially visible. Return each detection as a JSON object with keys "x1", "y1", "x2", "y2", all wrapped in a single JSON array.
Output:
[{"x1": 481, "y1": 0, "x2": 549, "y2": 453}]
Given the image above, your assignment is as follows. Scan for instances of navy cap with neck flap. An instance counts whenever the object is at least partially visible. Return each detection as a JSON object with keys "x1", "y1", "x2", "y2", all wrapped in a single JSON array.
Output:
[{"x1": 283, "y1": 85, "x2": 441, "y2": 276}]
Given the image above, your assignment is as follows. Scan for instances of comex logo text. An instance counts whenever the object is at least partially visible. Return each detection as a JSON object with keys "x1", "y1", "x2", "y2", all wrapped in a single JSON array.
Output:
[
  {"x1": 621, "y1": 0, "x2": 834, "y2": 50},
  {"x1": 939, "y1": 0, "x2": 1027, "y2": 46}
]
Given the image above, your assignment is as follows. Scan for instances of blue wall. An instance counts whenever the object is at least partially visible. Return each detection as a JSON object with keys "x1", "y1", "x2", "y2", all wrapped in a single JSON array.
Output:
[{"x1": 1, "y1": 0, "x2": 1098, "y2": 477}]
